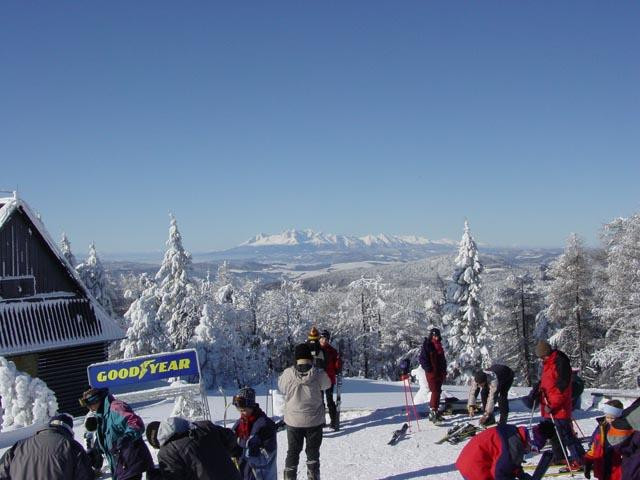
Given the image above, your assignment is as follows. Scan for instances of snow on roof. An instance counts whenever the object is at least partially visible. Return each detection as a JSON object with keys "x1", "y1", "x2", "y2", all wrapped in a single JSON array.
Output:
[{"x1": 0, "y1": 193, "x2": 125, "y2": 352}]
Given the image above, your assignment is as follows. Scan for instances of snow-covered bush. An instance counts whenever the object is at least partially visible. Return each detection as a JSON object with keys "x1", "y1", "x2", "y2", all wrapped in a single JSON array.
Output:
[{"x1": 0, "y1": 357, "x2": 58, "y2": 431}]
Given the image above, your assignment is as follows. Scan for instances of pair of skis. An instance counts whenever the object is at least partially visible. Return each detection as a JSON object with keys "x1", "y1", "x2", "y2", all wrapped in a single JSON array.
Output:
[
  {"x1": 334, "y1": 339, "x2": 344, "y2": 431},
  {"x1": 523, "y1": 452, "x2": 583, "y2": 479},
  {"x1": 434, "y1": 422, "x2": 481, "y2": 445}
]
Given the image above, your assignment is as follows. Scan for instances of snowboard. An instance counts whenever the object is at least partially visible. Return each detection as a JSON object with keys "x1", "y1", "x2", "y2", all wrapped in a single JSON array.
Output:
[
  {"x1": 335, "y1": 339, "x2": 344, "y2": 430},
  {"x1": 388, "y1": 423, "x2": 409, "y2": 446},
  {"x1": 435, "y1": 423, "x2": 480, "y2": 445}
]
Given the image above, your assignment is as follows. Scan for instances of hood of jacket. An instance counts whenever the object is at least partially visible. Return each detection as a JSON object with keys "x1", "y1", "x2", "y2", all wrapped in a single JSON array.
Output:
[{"x1": 157, "y1": 417, "x2": 192, "y2": 447}]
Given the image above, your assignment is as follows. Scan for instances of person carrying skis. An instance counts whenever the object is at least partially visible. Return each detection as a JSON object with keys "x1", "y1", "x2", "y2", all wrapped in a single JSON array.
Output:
[
  {"x1": 278, "y1": 343, "x2": 331, "y2": 480},
  {"x1": 319, "y1": 329, "x2": 342, "y2": 430},
  {"x1": 79, "y1": 387, "x2": 154, "y2": 480},
  {"x1": 231, "y1": 387, "x2": 277, "y2": 480},
  {"x1": 456, "y1": 423, "x2": 532, "y2": 480},
  {"x1": 145, "y1": 417, "x2": 240, "y2": 480},
  {"x1": 0, "y1": 413, "x2": 94, "y2": 480},
  {"x1": 584, "y1": 399, "x2": 624, "y2": 480},
  {"x1": 419, "y1": 327, "x2": 447, "y2": 423},
  {"x1": 529, "y1": 340, "x2": 585, "y2": 469},
  {"x1": 468, "y1": 364, "x2": 515, "y2": 426}
]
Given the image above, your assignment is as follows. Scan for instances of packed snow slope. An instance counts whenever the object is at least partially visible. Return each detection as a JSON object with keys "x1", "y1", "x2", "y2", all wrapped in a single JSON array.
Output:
[{"x1": 1, "y1": 378, "x2": 633, "y2": 480}]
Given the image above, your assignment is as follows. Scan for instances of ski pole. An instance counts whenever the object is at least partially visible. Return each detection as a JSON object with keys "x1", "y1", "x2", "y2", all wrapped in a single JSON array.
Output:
[
  {"x1": 404, "y1": 375, "x2": 421, "y2": 431},
  {"x1": 401, "y1": 375, "x2": 415, "y2": 431},
  {"x1": 572, "y1": 418, "x2": 585, "y2": 438},
  {"x1": 542, "y1": 391, "x2": 574, "y2": 478}
]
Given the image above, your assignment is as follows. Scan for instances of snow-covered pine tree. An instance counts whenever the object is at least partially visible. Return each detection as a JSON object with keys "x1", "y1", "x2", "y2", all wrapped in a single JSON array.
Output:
[
  {"x1": 592, "y1": 213, "x2": 640, "y2": 387},
  {"x1": 121, "y1": 283, "x2": 168, "y2": 358},
  {"x1": 155, "y1": 214, "x2": 200, "y2": 351},
  {"x1": 76, "y1": 242, "x2": 116, "y2": 316},
  {"x1": 442, "y1": 220, "x2": 490, "y2": 383},
  {"x1": 491, "y1": 273, "x2": 543, "y2": 386},
  {"x1": 546, "y1": 233, "x2": 598, "y2": 381},
  {"x1": 0, "y1": 357, "x2": 58, "y2": 431},
  {"x1": 60, "y1": 232, "x2": 77, "y2": 268}
]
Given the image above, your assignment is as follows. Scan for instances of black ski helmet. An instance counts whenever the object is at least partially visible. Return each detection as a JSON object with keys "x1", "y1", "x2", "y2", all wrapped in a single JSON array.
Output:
[{"x1": 429, "y1": 327, "x2": 442, "y2": 339}]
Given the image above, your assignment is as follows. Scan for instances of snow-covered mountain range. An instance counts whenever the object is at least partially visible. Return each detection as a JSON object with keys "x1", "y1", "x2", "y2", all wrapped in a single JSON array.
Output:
[{"x1": 240, "y1": 229, "x2": 456, "y2": 249}]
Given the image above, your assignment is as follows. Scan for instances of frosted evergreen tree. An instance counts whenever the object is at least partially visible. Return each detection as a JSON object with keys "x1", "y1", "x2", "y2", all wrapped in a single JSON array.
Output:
[
  {"x1": 592, "y1": 213, "x2": 640, "y2": 387},
  {"x1": 121, "y1": 284, "x2": 168, "y2": 358},
  {"x1": 546, "y1": 233, "x2": 597, "y2": 378},
  {"x1": 60, "y1": 232, "x2": 77, "y2": 268},
  {"x1": 76, "y1": 242, "x2": 116, "y2": 316},
  {"x1": 443, "y1": 220, "x2": 490, "y2": 383},
  {"x1": 491, "y1": 273, "x2": 543, "y2": 386},
  {"x1": 0, "y1": 357, "x2": 58, "y2": 431},
  {"x1": 156, "y1": 214, "x2": 200, "y2": 351}
]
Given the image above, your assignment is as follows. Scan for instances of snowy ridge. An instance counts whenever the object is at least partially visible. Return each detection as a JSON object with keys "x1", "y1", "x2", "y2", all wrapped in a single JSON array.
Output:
[{"x1": 240, "y1": 229, "x2": 455, "y2": 249}]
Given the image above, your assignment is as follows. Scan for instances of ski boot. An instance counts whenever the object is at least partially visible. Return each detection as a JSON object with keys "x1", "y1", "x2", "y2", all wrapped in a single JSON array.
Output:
[
  {"x1": 429, "y1": 410, "x2": 444, "y2": 424},
  {"x1": 283, "y1": 466, "x2": 297, "y2": 480},
  {"x1": 307, "y1": 460, "x2": 320, "y2": 480}
]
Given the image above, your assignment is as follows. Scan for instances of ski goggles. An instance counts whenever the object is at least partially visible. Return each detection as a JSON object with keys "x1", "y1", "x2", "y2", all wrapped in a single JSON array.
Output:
[{"x1": 79, "y1": 388, "x2": 108, "y2": 408}]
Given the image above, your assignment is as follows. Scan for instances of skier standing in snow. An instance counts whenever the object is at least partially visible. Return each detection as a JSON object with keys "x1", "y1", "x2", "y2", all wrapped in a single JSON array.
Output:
[
  {"x1": 467, "y1": 364, "x2": 515, "y2": 426},
  {"x1": 529, "y1": 340, "x2": 585, "y2": 468},
  {"x1": 418, "y1": 327, "x2": 447, "y2": 423},
  {"x1": 318, "y1": 329, "x2": 342, "y2": 430},
  {"x1": 584, "y1": 399, "x2": 624, "y2": 480},
  {"x1": 0, "y1": 413, "x2": 94, "y2": 480},
  {"x1": 79, "y1": 387, "x2": 154, "y2": 480},
  {"x1": 278, "y1": 343, "x2": 331, "y2": 480},
  {"x1": 231, "y1": 387, "x2": 277, "y2": 480},
  {"x1": 145, "y1": 416, "x2": 240, "y2": 480},
  {"x1": 456, "y1": 424, "x2": 531, "y2": 480},
  {"x1": 607, "y1": 392, "x2": 640, "y2": 480}
]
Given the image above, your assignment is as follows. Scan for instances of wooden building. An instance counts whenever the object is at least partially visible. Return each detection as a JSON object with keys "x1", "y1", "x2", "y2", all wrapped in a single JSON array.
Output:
[{"x1": 0, "y1": 192, "x2": 124, "y2": 415}]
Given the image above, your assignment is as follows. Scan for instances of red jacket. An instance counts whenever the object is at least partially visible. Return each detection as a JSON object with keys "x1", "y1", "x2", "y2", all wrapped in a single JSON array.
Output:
[
  {"x1": 539, "y1": 350, "x2": 573, "y2": 420},
  {"x1": 456, "y1": 425, "x2": 528, "y2": 480},
  {"x1": 321, "y1": 343, "x2": 341, "y2": 385},
  {"x1": 585, "y1": 420, "x2": 622, "y2": 480}
]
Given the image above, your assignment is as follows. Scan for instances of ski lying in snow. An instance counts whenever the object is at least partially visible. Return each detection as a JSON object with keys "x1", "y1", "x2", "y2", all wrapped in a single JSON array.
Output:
[
  {"x1": 528, "y1": 451, "x2": 554, "y2": 480},
  {"x1": 335, "y1": 339, "x2": 344, "y2": 430},
  {"x1": 435, "y1": 423, "x2": 480, "y2": 445},
  {"x1": 388, "y1": 423, "x2": 409, "y2": 445}
]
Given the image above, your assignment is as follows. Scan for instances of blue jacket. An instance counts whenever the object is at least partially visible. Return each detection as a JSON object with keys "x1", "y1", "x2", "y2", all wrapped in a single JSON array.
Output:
[
  {"x1": 94, "y1": 394, "x2": 153, "y2": 480},
  {"x1": 232, "y1": 408, "x2": 277, "y2": 480}
]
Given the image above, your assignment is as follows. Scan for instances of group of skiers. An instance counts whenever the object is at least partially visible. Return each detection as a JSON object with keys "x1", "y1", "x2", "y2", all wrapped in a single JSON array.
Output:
[{"x1": 0, "y1": 326, "x2": 342, "y2": 480}]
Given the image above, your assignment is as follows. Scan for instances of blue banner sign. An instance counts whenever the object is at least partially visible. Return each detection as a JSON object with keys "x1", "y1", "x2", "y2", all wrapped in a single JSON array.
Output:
[{"x1": 87, "y1": 349, "x2": 200, "y2": 387}]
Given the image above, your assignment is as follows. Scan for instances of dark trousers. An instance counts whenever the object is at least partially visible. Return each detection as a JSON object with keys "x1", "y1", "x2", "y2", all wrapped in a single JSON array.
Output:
[
  {"x1": 426, "y1": 373, "x2": 444, "y2": 411},
  {"x1": 325, "y1": 385, "x2": 337, "y2": 426},
  {"x1": 480, "y1": 372, "x2": 514, "y2": 424},
  {"x1": 285, "y1": 424, "x2": 323, "y2": 471},
  {"x1": 537, "y1": 419, "x2": 585, "y2": 464}
]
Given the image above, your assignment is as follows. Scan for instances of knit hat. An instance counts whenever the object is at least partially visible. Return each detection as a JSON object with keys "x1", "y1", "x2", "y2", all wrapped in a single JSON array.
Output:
[
  {"x1": 473, "y1": 370, "x2": 488, "y2": 385},
  {"x1": 146, "y1": 421, "x2": 161, "y2": 449},
  {"x1": 320, "y1": 329, "x2": 331, "y2": 341},
  {"x1": 79, "y1": 387, "x2": 109, "y2": 407},
  {"x1": 233, "y1": 387, "x2": 257, "y2": 409},
  {"x1": 429, "y1": 328, "x2": 441, "y2": 339},
  {"x1": 49, "y1": 413, "x2": 74, "y2": 435},
  {"x1": 308, "y1": 326, "x2": 320, "y2": 341},
  {"x1": 535, "y1": 340, "x2": 552, "y2": 358},
  {"x1": 295, "y1": 343, "x2": 313, "y2": 361}
]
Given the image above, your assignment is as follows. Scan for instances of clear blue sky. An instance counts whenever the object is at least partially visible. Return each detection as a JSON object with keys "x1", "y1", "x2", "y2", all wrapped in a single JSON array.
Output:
[{"x1": 1, "y1": 1, "x2": 638, "y2": 254}]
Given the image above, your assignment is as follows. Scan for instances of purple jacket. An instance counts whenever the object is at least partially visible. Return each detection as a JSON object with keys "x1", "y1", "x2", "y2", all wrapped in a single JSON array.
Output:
[{"x1": 618, "y1": 431, "x2": 640, "y2": 480}]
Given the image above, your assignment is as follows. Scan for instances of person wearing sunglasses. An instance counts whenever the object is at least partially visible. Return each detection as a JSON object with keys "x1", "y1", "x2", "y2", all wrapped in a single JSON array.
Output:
[
  {"x1": 231, "y1": 387, "x2": 277, "y2": 480},
  {"x1": 79, "y1": 387, "x2": 153, "y2": 480}
]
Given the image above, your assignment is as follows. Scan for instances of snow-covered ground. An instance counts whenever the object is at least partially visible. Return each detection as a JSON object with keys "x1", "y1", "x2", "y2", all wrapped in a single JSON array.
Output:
[{"x1": 1, "y1": 378, "x2": 636, "y2": 479}]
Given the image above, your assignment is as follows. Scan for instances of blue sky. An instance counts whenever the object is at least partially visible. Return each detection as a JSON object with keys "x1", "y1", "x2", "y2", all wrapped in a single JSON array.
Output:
[{"x1": 1, "y1": 1, "x2": 638, "y2": 254}]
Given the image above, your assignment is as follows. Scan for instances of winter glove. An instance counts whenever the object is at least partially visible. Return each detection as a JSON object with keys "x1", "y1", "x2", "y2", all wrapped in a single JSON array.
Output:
[
  {"x1": 87, "y1": 448, "x2": 104, "y2": 470},
  {"x1": 468, "y1": 406, "x2": 477, "y2": 417},
  {"x1": 543, "y1": 404, "x2": 553, "y2": 415},
  {"x1": 479, "y1": 414, "x2": 488, "y2": 426},
  {"x1": 584, "y1": 462, "x2": 592, "y2": 479}
]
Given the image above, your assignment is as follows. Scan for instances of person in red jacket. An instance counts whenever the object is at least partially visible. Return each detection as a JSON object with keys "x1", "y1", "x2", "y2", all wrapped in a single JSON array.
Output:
[
  {"x1": 584, "y1": 399, "x2": 624, "y2": 480},
  {"x1": 531, "y1": 340, "x2": 585, "y2": 468},
  {"x1": 418, "y1": 327, "x2": 447, "y2": 423},
  {"x1": 456, "y1": 424, "x2": 531, "y2": 480},
  {"x1": 319, "y1": 329, "x2": 342, "y2": 430}
]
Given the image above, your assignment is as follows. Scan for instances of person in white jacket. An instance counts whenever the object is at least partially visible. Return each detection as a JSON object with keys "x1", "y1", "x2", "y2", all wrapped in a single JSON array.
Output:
[{"x1": 278, "y1": 343, "x2": 331, "y2": 480}]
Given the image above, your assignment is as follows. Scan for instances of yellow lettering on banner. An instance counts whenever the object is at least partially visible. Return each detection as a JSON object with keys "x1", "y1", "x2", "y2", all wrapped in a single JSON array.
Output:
[
  {"x1": 118, "y1": 368, "x2": 128, "y2": 379},
  {"x1": 149, "y1": 362, "x2": 159, "y2": 374},
  {"x1": 108, "y1": 370, "x2": 118, "y2": 380},
  {"x1": 129, "y1": 366, "x2": 140, "y2": 377},
  {"x1": 97, "y1": 371, "x2": 107, "y2": 382},
  {"x1": 178, "y1": 359, "x2": 190, "y2": 370},
  {"x1": 168, "y1": 360, "x2": 178, "y2": 372},
  {"x1": 158, "y1": 362, "x2": 167, "y2": 373}
]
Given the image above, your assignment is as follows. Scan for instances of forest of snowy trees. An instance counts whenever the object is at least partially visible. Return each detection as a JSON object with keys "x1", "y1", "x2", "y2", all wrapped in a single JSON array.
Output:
[{"x1": 61, "y1": 211, "x2": 640, "y2": 390}]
